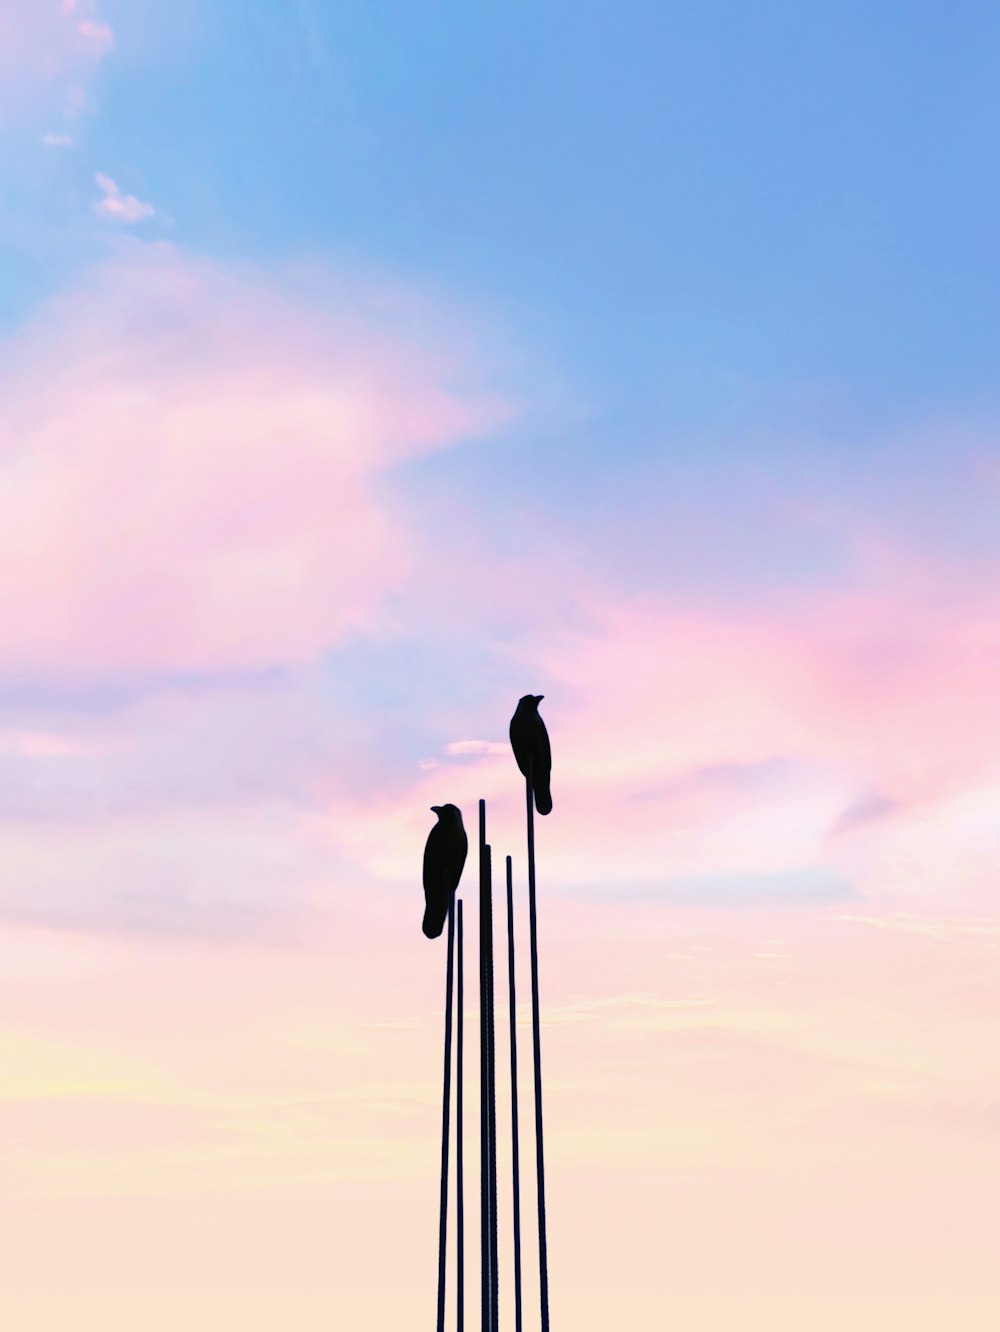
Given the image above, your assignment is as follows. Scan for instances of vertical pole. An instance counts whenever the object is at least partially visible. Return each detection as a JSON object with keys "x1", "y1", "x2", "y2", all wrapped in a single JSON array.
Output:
[
  {"x1": 457, "y1": 899, "x2": 465, "y2": 1332},
  {"x1": 506, "y1": 855, "x2": 524, "y2": 1332},
  {"x1": 526, "y1": 762, "x2": 551, "y2": 1332},
  {"x1": 478, "y1": 800, "x2": 490, "y2": 1332},
  {"x1": 485, "y1": 845, "x2": 499, "y2": 1332},
  {"x1": 436, "y1": 896, "x2": 457, "y2": 1332}
]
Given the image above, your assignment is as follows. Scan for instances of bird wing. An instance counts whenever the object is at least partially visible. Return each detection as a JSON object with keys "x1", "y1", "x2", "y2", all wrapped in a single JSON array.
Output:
[
  {"x1": 535, "y1": 715, "x2": 552, "y2": 773},
  {"x1": 450, "y1": 828, "x2": 469, "y2": 892},
  {"x1": 509, "y1": 712, "x2": 531, "y2": 778},
  {"x1": 423, "y1": 822, "x2": 448, "y2": 893}
]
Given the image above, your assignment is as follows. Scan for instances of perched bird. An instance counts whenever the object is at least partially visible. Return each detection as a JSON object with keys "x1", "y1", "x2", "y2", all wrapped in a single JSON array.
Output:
[
  {"x1": 422, "y1": 803, "x2": 468, "y2": 939},
  {"x1": 509, "y1": 693, "x2": 552, "y2": 815}
]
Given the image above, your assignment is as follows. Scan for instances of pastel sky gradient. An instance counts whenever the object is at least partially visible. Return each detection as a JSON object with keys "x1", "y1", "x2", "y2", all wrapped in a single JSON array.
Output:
[{"x1": 2, "y1": 2, "x2": 999, "y2": 1327}]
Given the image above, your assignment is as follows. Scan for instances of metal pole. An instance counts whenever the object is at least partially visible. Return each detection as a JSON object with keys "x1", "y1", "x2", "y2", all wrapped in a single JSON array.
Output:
[
  {"x1": 506, "y1": 855, "x2": 524, "y2": 1332},
  {"x1": 485, "y1": 844, "x2": 499, "y2": 1332},
  {"x1": 457, "y1": 898, "x2": 465, "y2": 1332},
  {"x1": 478, "y1": 800, "x2": 491, "y2": 1332},
  {"x1": 526, "y1": 762, "x2": 551, "y2": 1332},
  {"x1": 436, "y1": 896, "x2": 457, "y2": 1332}
]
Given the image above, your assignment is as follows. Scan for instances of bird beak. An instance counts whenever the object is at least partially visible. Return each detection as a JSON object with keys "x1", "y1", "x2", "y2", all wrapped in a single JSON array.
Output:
[
  {"x1": 535, "y1": 694, "x2": 544, "y2": 702},
  {"x1": 430, "y1": 805, "x2": 442, "y2": 814}
]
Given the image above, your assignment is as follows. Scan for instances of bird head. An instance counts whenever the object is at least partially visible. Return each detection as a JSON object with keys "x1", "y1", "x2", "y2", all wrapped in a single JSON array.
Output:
[
  {"x1": 430, "y1": 803, "x2": 462, "y2": 822},
  {"x1": 517, "y1": 693, "x2": 544, "y2": 709}
]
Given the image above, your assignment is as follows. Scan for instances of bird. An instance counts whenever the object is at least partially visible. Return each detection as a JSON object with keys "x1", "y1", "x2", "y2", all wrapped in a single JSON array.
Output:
[
  {"x1": 422, "y1": 803, "x2": 468, "y2": 939},
  {"x1": 509, "y1": 693, "x2": 552, "y2": 815}
]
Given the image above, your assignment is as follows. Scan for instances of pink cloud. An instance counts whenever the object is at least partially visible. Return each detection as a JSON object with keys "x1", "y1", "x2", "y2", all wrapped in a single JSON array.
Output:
[
  {"x1": 0, "y1": 727, "x2": 119, "y2": 757},
  {"x1": 313, "y1": 539, "x2": 1000, "y2": 914},
  {"x1": 0, "y1": 310, "x2": 996, "y2": 1320},
  {"x1": 0, "y1": 248, "x2": 995, "y2": 941},
  {"x1": 0, "y1": 244, "x2": 508, "y2": 675},
  {"x1": 93, "y1": 172, "x2": 155, "y2": 223},
  {"x1": 75, "y1": 17, "x2": 113, "y2": 55},
  {"x1": 555, "y1": 580, "x2": 1000, "y2": 900},
  {"x1": 0, "y1": 0, "x2": 112, "y2": 115},
  {"x1": 444, "y1": 739, "x2": 508, "y2": 756}
]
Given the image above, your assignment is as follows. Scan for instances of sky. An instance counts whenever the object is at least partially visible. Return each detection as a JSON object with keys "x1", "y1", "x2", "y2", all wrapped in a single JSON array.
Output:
[{"x1": 1, "y1": 2, "x2": 999, "y2": 1327}]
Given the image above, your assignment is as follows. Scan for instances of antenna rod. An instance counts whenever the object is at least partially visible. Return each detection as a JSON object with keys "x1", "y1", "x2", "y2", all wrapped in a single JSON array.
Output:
[
  {"x1": 526, "y1": 761, "x2": 551, "y2": 1332},
  {"x1": 506, "y1": 855, "x2": 524, "y2": 1332},
  {"x1": 457, "y1": 898, "x2": 465, "y2": 1332},
  {"x1": 478, "y1": 800, "x2": 491, "y2": 1331},
  {"x1": 485, "y1": 844, "x2": 499, "y2": 1332},
  {"x1": 436, "y1": 896, "x2": 457, "y2": 1332}
]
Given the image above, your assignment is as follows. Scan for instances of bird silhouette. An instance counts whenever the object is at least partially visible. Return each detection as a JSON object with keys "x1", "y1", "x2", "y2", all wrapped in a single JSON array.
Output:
[
  {"x1": 509, "y1": 694, "x2": 552, "y2": 815},
  {"x1": 422, "y1": 803, "x2": 468, "y2": 938}
]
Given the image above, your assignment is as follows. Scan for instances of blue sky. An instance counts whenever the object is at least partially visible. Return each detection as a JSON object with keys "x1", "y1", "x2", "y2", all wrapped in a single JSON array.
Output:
[
  {"x1": 5, "y1": 0, "x2": 1000, "y2": 723},
  {"x1": 4, "y1": 1, "x2": 1000, "y2": 723},
  {"x1": 3, "y1": 7, "x2": 1000, "y2": 1328},
  {"x1": 11, "y1": 2, "x2": 1000, "y2": 426}
]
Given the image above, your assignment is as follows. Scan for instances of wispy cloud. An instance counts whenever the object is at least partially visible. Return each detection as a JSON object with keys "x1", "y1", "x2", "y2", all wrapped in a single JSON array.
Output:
[
  {"x1": 0, "y1": 245, "x2": 506, "y2": 680},
  {"x1": 540, "y1": 991, "x2": 720, "y2": 1026},
  {"x1": 550, "y1": 868, "x2": 857, "y2": 906},
  {"x1": 93, "y1": 173, "x2": 155, "y2": 224},
  {"x1": 0, "y1": 245, "x2": 510, "y2": 937},
  {"x1": 828, "y1": 791, "x2": 900, "y2": 837},
  {"x1": 0, "y1": 1, "x2": 114, "y2": 117},
  {"x1": 838, "y1": 912, "x2": 1000, "y2": 945},
  {"x1": 444, "y1": 739, "x2": 507, "y2": 757},
  {"x1": 75, "y1": 18, "x2": 114, "y2": 57},
  {"x1": 628, "y1": 757, "x2": 795, "y2": 803}
]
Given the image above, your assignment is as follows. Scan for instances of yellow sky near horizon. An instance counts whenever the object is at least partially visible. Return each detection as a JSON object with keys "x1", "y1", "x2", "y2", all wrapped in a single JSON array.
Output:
[{"x1": 1, "y1": 886, "x2": 996, "y2": 1330}]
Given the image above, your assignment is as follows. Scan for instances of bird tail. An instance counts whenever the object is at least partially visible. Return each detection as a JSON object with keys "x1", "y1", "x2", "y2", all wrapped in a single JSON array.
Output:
[
  {"x1": 422, "y1": 905, "x2": 445, "y2": 939},
  {"x1": 534, "y1": 779, "x2": 552, "y2": 816}
]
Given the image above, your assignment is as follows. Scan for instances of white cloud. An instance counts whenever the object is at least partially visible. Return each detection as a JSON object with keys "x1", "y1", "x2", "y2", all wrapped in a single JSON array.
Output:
[
  {"x1": 0, "y1": 2, "x2": 114, "y2": 115},
  {"x1": 76, "y1": 18, "x2": 114, "y2": 55},
  {"x1": 93, "y1": 172, "x2": 155, "y2": 224},
  {"x1": 0, "y1": 244, "x2": 505, "y2": 678},
  {"x1": 445, "y1": 739, "x2": 507, "y2": 757},
  {"x1": 838, "y1": 912, "x2": 1000, "y2": 944},
  {"x1": 42, "y1": 132, "x2": 74, "y2": 147}
]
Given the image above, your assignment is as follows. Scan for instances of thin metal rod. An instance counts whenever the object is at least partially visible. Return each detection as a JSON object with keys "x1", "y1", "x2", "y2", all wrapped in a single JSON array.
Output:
[
  {"x1": 506, "y1": 855, "x2": 524, "y2": 1332},
  {"x1": 526, "y1": 762, "x2": 551, "y2": 1332},
  {"x1": 478, "y1": 800, "x2": 490, "y2": 1332},
  {"x1": 457, "y1": 899, "x2": 465, "y2": 1332},
  {"x1": 436, "y1": 896, "x2": 457, "y2": 1332},
  {"x1": 485, "y1": 845, "x2": 499, "y2": 1332}
]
